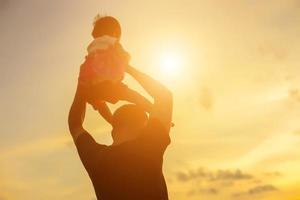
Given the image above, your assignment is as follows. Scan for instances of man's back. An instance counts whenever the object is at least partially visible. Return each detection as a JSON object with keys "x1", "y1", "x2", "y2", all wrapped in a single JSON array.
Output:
[{"x1": 75, "y1": 119, "x2": 170, "y2": 200}]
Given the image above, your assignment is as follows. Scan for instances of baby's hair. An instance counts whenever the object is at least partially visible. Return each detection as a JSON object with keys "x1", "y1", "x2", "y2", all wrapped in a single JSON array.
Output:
[
  {"x1": 92, "y1": 14, "x2": 121, "y2": 39},
  {"x1": 93, "y1": 14, "x2": 105, "y2": 26}
]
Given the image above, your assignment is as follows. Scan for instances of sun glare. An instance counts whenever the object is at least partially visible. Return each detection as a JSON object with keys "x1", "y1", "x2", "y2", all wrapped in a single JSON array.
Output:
[{"x1": 159, "y1": 51, "x2": 182, "y2": 77}]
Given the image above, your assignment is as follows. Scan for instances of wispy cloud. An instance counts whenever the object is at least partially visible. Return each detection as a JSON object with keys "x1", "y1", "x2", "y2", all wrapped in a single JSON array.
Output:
[
  {"x1": 176, "y1": 168, "x2": 253, "y2": 182},
  {"x1": 199, "y1": 87, "x2": 214, "y2": 111},
  {"x1": 0, "y1": 135, "x2": 70, "y2": 159},
  {"x1": 188, "y1": 188, "x2": 219, "y2": 197},
  {"x1": 174, "y1": 167, "x2": 282, "y2": 199},
  {"x1": 199, "y1": 188, "x2": 219, "y2": 195},
  {"x1": 249, "y1": 185, "x2": 278, "y2": 195},
  {"x1": 257, "y1": 42, "x2": 288, "y2": 61},
  {"x1": 233, "y1": 184, "x2": 278, "y2": 197},
  {"x1": 294, "y1": 129, "x2": 300, "y2": 135},
  {"x1": 264, "y1": 171, "x2": 282, "y2": 177},
  {"x1": 288, "y1": 89, "x2": 300, "y2": 102}
]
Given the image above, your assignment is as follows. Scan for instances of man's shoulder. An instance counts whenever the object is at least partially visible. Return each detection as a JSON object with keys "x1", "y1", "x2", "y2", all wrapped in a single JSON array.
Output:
[
  {"x1": 143, "y1": 118, "x2": 171, "y2": 139},
  {"x1": 76, "y1": 132, "x2": 108, "y2": 154},
  {"x1": 133, "y1": 118, "x2": 171, "y2": 152}
]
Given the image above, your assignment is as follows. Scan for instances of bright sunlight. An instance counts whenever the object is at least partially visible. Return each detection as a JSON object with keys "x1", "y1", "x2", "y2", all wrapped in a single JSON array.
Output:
[{"x1": 158, "y1": 50, "x2": 183, "y2": 78}]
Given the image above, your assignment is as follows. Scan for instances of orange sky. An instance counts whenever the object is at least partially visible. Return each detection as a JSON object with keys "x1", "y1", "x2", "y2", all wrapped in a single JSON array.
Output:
[{"x1": 1, "y1": 0, "x2": 300, "y2": 199}]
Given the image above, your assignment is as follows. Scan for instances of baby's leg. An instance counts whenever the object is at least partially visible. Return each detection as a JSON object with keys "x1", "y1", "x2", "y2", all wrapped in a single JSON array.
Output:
[{"x1": 93, "y1": 101, "x2": 113, "y2": 124}]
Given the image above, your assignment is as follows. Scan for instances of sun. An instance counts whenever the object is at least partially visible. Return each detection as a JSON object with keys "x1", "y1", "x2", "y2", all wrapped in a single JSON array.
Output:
[{"x1": 159, "y1": 51, "x2": 182, "y2": 77}]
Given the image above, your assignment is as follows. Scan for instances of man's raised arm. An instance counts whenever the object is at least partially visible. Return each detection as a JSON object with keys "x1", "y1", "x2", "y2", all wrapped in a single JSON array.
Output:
[
  {"x1": 68, "y1": 83, "x2": 88, "y2": 142},
  {"x1": 126, "y1": 65, "x2": 173, "y2": 132}
]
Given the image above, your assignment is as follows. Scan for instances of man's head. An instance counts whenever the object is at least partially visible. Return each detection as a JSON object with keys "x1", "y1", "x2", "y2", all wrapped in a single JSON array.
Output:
[
  {"x1": 111, "y1": 104, "x2": 148, "y2": 145},
  {"x1": 92, "y1": 15, "x2": 121, "y2": 39}
]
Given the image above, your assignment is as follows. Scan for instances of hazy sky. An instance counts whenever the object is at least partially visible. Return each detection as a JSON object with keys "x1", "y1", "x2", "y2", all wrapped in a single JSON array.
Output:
[{"x1": 1, "y1": 0, "x2": 300, "y2": 199}]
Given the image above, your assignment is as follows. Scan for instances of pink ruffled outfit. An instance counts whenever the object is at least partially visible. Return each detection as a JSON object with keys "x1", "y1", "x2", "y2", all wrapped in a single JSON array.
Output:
[{"x1": 79, "y1": 35, "x2": 130, "y2": 85}]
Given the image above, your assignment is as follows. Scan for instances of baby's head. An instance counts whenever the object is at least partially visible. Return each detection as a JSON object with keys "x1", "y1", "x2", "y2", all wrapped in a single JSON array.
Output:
[{"x1": 92, "y1": 15, "x2": 121, "y2": 39}]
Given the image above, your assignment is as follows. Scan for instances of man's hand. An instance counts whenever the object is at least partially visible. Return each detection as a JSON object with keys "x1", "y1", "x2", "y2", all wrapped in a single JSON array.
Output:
[{"x1": 126, "y1": 65, "x2": 173, "y2": 132}]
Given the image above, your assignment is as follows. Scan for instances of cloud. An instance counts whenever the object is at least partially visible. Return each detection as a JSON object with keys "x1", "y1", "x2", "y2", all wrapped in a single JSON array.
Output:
[
  {"x1": 176, "y1": 167, "x2": 280, "y2": 198},
  {"x1": 257, "y1": 42, "x2": 288, "y2": 61},
  {"x1": 233, "y1": 184, "x2": 278, "y2": 197},
  {"x1": 213, "y1": 169, "x2": 253, "y2": 181},
  {"x1": 187, "y1": 188, "x2": 219, "y2": 196},
  {"x1": 199, "y1": 87, "x2": 214, "y2": 110},
  {"x1": 0, "y1": 135, "x2": 70, "y2": 159},
  {"x1": 176, "y1": 168, "x2": 253, "y2": 182},
  {"x1": 294, "y1": 129, "x2": 300, "y2": 135},
  {"x1": 249, "y1": 185, "x2": 278, "y2": 195},
  {"x1": 187, "y1": 190, "x2": 197, "y2": 196},
  {"x1": 199, "y1": 188, "x2": 219, "y2": 195},
  {"x1": 288, "y1": 89, "x2": 300, "y2": 102},
  {"x1": 264, "y1": 171, "x2": 282, "y2": 177}
]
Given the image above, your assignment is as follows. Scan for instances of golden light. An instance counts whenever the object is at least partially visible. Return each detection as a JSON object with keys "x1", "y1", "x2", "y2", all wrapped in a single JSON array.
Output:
[{"x1": 159, "y1": 51, "x2": 183, "y2": 78}]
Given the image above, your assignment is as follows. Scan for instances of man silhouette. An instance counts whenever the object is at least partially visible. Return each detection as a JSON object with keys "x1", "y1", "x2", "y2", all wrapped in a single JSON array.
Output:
[{"x1": 68, "y1": 65, "x2": 173, "y2": 200}]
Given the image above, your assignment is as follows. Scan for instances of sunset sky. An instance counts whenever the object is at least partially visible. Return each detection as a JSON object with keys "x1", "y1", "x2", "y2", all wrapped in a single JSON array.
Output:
[{"x1": 1, "y1": 0, "x2": 300, "y2": 199}]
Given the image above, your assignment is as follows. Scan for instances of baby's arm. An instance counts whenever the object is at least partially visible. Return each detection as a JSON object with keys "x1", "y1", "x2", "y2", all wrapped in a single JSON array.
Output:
[
  {"x1": 92, "y1": 89, "x2": 152, "y2": 125},
  {"x1": 94, "y1": 101, "x2": 113, "y2": 124}
]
